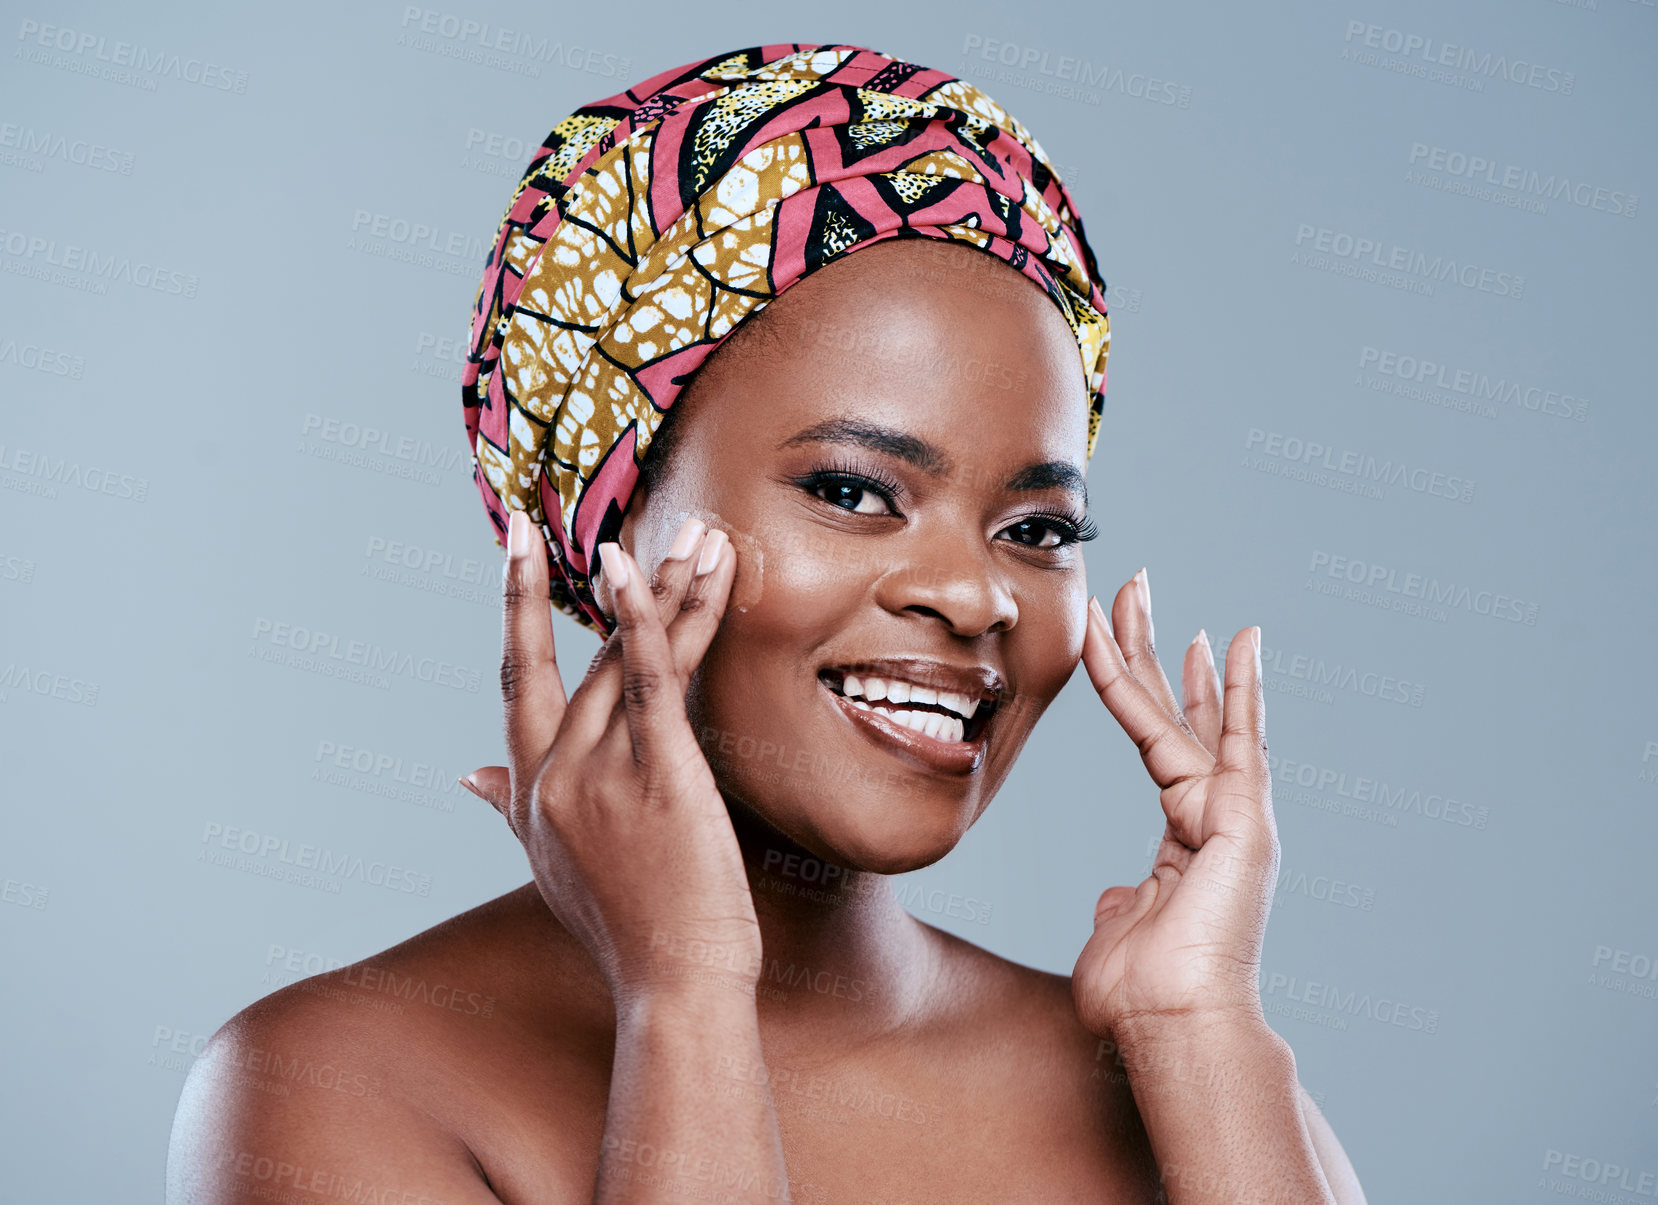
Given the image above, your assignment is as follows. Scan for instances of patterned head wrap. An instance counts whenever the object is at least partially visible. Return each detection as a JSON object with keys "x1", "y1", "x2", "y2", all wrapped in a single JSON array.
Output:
[{"x1": 462, "y1": 42, "x2": 1111, "y2": 634}]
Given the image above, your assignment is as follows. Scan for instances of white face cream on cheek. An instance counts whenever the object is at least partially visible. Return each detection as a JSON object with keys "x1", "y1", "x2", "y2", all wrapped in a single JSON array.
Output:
[{"x1": 672, "y1": 507, "x2": 765, "y2": 615}]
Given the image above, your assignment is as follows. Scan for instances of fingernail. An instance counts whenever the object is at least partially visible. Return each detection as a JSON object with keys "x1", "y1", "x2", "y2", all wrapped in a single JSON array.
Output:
[
  {"x1": 599, "y1": 542, "x2": 630, "y2": 589},
  {"x1": 696, "y1": 528, "x2": 727, "y2": 576},
  {"x1": 1191, "y1": 628, "x2": 1206, "y2": 648},
  {"x1": 665, "y1": 516, "x2": 707, "y2": 562},
  {"x1": 507, "y1": 510, "x2": 530, "y2": 559},
  {"x1": 1134, "y1": 567, "x2": 1150, "y2": 615},
  {"x1": 1251, "y1": 626, "x2": 1262, "y2": 673},
  {"x1": 458, "y1": 774, "x2": 486, "y2": 801},
  {"x1": 1089, "y1": 595, "x2": 1112, "y2": 637}
]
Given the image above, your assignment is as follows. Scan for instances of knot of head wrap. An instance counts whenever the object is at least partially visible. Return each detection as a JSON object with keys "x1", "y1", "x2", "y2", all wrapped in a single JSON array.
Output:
[{"x1": 462, "y1": 42, "x2": 1111, "y2": 635}]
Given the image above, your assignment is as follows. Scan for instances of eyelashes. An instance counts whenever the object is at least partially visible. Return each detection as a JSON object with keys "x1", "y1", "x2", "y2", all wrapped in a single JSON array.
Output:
[
  {"x1": 1018, "y1": 510, "x2": 1100, "y2": 546},
  {"x1": 797, "y1": 458, "x2": 908, "y2": 514},
  {"x1": 792, "y1": 458, "x2": 1098, "y2": 549}
]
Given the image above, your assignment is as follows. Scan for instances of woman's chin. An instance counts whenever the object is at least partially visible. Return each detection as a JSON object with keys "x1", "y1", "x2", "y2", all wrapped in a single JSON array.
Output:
[
  {"x1": 844, "y1": 844, "x2": 956, "y2": 877},
  {"x1": 721, "y1": 769, "x2": 983, "y2": 877},
  {"x1": 784, "y1": 808, "x2": 974, "y2": 878}
]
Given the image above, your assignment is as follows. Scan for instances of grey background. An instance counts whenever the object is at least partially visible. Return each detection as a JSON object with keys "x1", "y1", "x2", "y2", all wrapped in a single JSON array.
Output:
[{"x1": 2, "y1": 0, "x2": 1654, "y2": 1199}]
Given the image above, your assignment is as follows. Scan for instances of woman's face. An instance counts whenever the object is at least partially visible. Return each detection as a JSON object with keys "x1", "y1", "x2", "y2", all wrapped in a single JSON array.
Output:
[{"x1": 611, "y1": 239, "x2": 1095, "y2": 874}]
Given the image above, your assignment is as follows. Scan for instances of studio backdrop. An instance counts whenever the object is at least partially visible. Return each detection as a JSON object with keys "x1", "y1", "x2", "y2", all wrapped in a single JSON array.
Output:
[{"x1": 1, "y1": 1, "x2": 1655, "y2": 1200}]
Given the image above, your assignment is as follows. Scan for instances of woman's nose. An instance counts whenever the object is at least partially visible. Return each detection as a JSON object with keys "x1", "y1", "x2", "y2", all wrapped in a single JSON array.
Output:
[{"x1": 870, "y1": 528, "x2": 1019, "y2": 638}]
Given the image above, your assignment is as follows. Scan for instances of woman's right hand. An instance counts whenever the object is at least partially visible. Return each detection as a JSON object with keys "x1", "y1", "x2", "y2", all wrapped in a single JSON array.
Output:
[{"x1": 461, "y1": 509, "x2": 761, "y2": 1009}]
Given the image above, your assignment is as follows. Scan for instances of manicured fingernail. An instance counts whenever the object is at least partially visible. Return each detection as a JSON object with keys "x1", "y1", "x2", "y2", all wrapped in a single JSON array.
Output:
[
  {"x1": 665, "y1": 516, "x2": 707, "y2": 561},
  {"x1": 599, "y1": 542, "x2": 630, "y2": 589},
  {"x1": 1251, "y1": 626, "x2": 1262, "y2": 672},
  {"x1": 1134, "y1": 567, "x2": 1150, "y2": 615},
  {"x1": 1088, "y1": 595, "x2": 1112, "y2": 638},
  {"x1": 458, "y1": 774, "x2": 486, "y2": 801},
  {"x1": 507, "y1": 509, "x2": 530, "y2": 559},
  {"x1": 696, "y1": 528, "x2": 727, "y2": 575}
]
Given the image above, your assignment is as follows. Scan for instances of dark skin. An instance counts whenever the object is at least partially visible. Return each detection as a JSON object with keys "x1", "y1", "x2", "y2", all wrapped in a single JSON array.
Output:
[{"x1": 168, "y1": 239, "x2": 1364, "y2": 1204}]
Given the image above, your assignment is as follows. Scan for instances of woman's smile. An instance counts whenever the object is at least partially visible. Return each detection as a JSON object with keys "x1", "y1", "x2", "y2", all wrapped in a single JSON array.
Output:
[{"x1": 817, "y1": 659, "x2": 1003, "y2": 775}]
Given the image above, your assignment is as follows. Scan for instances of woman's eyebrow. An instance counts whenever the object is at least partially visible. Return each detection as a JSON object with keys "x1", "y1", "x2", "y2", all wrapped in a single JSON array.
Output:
[
  {"x1": 778, "y1": 417, "x2": 1088, "y2": 507},
  {"x1": 1005, "y1": 461, "x2": 1090, "y2": 508}
]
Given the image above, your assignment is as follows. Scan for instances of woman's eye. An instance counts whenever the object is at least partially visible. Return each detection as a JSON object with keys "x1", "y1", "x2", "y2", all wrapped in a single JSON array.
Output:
[
  {"x1": 814, "y1": 477, "x2": 894, "y2": 516},
  {"x1": 1002, "y1": 519, "x2": 1071, "y2": 549},
  {"x1": 802, "y1": 474, "x2": 1086, "y2": 547}
]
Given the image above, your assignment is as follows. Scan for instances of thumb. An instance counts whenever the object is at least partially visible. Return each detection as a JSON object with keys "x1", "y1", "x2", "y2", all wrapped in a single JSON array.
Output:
[
  {"x1": 1093, "y1": 884, "x2": 1138, "y2": 926},
  {"x1": 459, "y1": 765, "x2": 511, "y2": 821}
]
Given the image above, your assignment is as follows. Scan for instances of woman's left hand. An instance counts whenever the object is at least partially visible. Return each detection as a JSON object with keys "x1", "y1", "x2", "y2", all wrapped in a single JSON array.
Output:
[{"x1": 1070, "y1": 569, "x2": 1280, "y2": 1040}]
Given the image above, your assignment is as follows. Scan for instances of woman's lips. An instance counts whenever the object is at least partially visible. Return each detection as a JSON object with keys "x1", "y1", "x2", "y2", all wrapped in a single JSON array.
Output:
[{"x1": 819, "y1": 679, "x2": 987, "y2": 775}]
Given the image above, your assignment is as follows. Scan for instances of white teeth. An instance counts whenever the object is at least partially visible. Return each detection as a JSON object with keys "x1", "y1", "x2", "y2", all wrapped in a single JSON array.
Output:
[
  {"x1": 846, "y1": 705, "x2": 966, "y2": 742},
  {"x1": 890, "y1": 709, "x2": 936, "y2": 739},
  {"x1": 833, "y1": 672, "x2": 983, "y2": 728}
]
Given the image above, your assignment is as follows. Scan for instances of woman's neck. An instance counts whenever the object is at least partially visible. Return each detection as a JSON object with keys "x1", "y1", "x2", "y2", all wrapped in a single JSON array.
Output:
[{"x1": 725, "y1": 796, "x2": 940, "y2": 1049}]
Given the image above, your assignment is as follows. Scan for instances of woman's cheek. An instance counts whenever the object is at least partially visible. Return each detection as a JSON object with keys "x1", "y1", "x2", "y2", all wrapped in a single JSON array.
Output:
[
  {"x1": 1015, "y1": 567, "x2": 1089, "y2": 700},
  {"x1": 730, "y1": 515, "x2": 879, "y2": 627},
  {"x1": 683, "y1": 507, "x2": 769, "y2": 614},
  {"x1": 1025, "y1": 553, "x2": 1087, "y2": 631},
  {"x1": 1058, "y1": 571, "x2": 1089, "y2": 663},
  {"x1": 680, "y1": 505, "x2": 832, "y2": 622}
]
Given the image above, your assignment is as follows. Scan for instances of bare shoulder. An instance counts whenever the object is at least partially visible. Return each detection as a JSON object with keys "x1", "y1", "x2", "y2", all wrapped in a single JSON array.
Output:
[
  {"x1": 906, "y1": 921, "x2": 1159, "y2": 1184},
  {"x1": 915, "y1": 925, "x2": 1367, "y2": 1202},
  {"x1": 167, "y1": 884, "x2": 608, "y2": 1205},
  {"x1": 916, "y1": 920, "x2": 1115, "y2": 1070}
]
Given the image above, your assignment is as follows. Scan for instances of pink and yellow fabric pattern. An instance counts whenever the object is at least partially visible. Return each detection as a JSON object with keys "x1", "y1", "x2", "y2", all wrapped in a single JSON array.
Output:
[{"x1": 461, "y1": 42, "x2": 1112, "y2": 634}]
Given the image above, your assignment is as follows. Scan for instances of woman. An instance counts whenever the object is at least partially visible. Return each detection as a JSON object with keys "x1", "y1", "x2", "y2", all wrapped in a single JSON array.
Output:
[{"x1": 169, "y1": 44, "x2": 1366, "y2": 1203}]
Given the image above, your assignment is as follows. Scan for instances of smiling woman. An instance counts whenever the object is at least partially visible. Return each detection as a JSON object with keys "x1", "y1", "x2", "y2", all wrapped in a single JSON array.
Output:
[
  {"x1": 614, "y1": 237, "x2": 1096, "y2": 874},
  {"x1": 167, "y1": 43, "x2": 1366, "y2": 1205}
]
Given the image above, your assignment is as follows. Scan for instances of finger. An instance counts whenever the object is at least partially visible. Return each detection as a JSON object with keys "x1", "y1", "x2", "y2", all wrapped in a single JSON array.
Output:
[
  {"x1": 1082, "y1": 599, "x2": 1214, "y2": 845},
  {"x1": 664, "y1": 527, "x2": 736, "y2": 682},
  {"x1": 1109, "y1": 569, "x2": 1196, "y2": 741},
  {"x1": 1149, "y1": 821, "x2": 1196, "y2": 876},
  {"x1": 623, "y1": 518, "x2": 715, "y2": 687},
  {"x1": 460, "y1": 765, "x2": 513, "y2": 827},
  {"x1": 591, "y1": 526, "x2": 737, "y2": 770},
  {"x1": 1216, "y1": 626, "x2": 1266, "y2": 774},
  {"x1": 639, "y1": 521, "x2": 738, "y2": 685},
  {"x1": 1181, "y1": 629, "x2": 1223, "y2": 758},
  {"x1": 1215, "y1": 626, "x2": 1276, "y2": 839},
  {"x1": 501, "y1": 509, "x2": 569, "y2": 774},
  {"x1": 641, "y1": 515, "x2": 712, "y2": 624},
  {"x1": 558, "y1": 517, "x2": 712, "y2": 751},
  {"x1": 1092, "y1": 884, "x2": 1137, "y2": 924},
  {"x1": 605, "y1": 541, "x2": 701, "y2": 769},
  {"x1": 1091, "y1": 869, "x2": 1163, "y2": 942}
]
